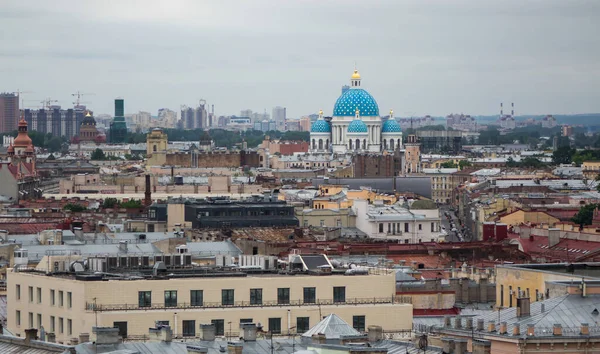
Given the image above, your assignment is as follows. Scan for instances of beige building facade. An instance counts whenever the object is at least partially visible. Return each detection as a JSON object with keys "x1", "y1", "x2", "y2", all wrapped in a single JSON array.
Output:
[{"x1": 8, "y1": 269, "x2": 412, "y2": 344}]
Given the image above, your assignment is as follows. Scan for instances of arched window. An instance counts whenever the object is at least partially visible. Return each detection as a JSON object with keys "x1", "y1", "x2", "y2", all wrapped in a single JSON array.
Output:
[
  {"x1": 363, "y1": 139, "x2": 367, "y2": 149},
  {"x1": 325, "y1": 139, "x2": 329, "y2": 149},
  {"x1": 349, "y1": 139, "x2": 353, "y2": 150},
  {"x1": 318, "y1": 139, "x2": 323, "y2": 150},
  {"x1": 355, "y1": 139, "x2": 360, "y2": 150},
  {"x1": 312, "y1": 139, "x2": 316, "y2": 149},
  {"x1": 390, "y1": 139, "x2": 394, "y2": 150},
  {"x1": 153, "y1": 145, "x2": 157, "y2": 152},
  {"x1": 383, "y1": 139, "x2": 387, "y2": 150},
  {"x1": 397, "y1": 139, "x2": 401, "y2": 149}
]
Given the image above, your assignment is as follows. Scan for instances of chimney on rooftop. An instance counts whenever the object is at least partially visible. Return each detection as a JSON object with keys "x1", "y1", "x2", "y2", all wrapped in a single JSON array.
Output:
[
  {"x1": 553, "y1": 324, "x2": 562, "y2": 336},
  {"x1": 548, "y1": 228, "x2": 560, "y2": 248},
  {"x1": 144, "y1": 174, "x2": 152, "y2": 207},
  {"x1": 512, "y1": 325, "x2": 520, "y2": 336},
  {"x1": 24, "y1": 328, "x2": 38, "y2": 344},
  {"x1": 228, "y1": 342, "x2": 243, "y2": 354},
  {"x1": 92, "y1": 327, "x2": 121, "y2": 345},
  {"x1": 581, "y1": 323, "x2": 589, "y2": 335},
  {"x1": 149, "y1": 325, "x2": 172, "y2": 342},
  {"x1": 118, "y1": 240, "x2": 128, "y2": 253},
  {"x1": 79, "y1": 333, "x2": 90, "y2": 344},
  {"x1": 441, "y1": 338, "x2": 455, "y2": 354},
  {"x1": 499, "y1": 322, "x2": 507, "y2": 335},
  {"x1": 240, "y1": 323, "x2": 257, "y2": 341},
  {"x1": 367, "y1": 325, "x2": 383, "y2": 342},
  {"x1": 527, "y1": 324, "x2": 535, "y2": 336},
  {"x1": 454, "y1": 338, "x2": 468, "y2": 354},
  {"x1": 472, "y1": 339, "x2": 492, "y2": 354},
  {"x1": 200, "y1": 324, "x2": 216, "y2": 341},
  {"x1": 487, "y1": 321, "x2": 496, "y2": 333},
  {"x1": 476, "y1": 319, "x2": 484, "y2": 331},
  {"x1": 516, "y1": 297, "x2": 531, "y2": 317}
]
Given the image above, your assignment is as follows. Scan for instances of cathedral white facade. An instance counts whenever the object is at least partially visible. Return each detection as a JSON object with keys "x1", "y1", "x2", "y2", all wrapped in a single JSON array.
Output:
[{"x1": 310, "y1": 69, "x2": 403, "y2": 154}]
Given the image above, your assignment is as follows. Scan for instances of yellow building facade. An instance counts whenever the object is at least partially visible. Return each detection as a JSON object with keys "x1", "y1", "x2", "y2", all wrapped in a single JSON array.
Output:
[
  {"x1": 312, "y1": 185, "x2": 397, "y2": 209},
  {"x1": 499, "y1": 210, "x2": 560, "y2": 227},
  {"x1": 495, "y1": 264, "x2": 597, "y2": 309},
  {"x1": 582, "y1": 161, "x2": 600, "y2": 179},
  {"x1": 8, "y1": 269, "x2": 412, "y2": 344}
]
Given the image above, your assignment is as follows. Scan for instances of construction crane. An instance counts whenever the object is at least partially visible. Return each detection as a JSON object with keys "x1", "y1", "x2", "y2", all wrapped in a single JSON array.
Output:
[
  {"x1": 41, "y1": 98, "x2": 59, "y2": 109},
  {"x1": 12, "y1": 89, "x2": 33, "y2": 107},
  {"x1": 72, "y1": 91, "x2": 95, "y2": 106}
]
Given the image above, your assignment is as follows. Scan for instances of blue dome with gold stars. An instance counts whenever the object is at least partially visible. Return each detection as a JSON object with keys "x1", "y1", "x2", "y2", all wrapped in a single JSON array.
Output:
[
  {"x1": 311, "y1": 119, "x2": 331, "y2": 133},
  {"x1": 382, "y1": 119, "x2": 402, "y2": 133},
  {"x1": 347, "y1": 119, "x2": 368, "y2": 133},
  {"x1": 333, "y1": 89, "x2": 379, "y2": 117}
]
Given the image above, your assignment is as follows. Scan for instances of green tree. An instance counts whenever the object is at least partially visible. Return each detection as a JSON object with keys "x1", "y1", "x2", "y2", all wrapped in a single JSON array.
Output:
[
  {"x1": 440, "y1": 161, "x2": 458, "y2": 168},
  {"x1": 63, "y1": 203, "x2": 87, "y2": 212},
  {"x1": 458, "y1": 160, "x2": 472, "y2": 169},
  {"x1": 91, "y1": 148, "x2": 106, "y2": 160},
  {"x1": 120, "y1": 199, "x2": 143, "y2": 209},
  {"x1": 102, "y1": 198, "x2": 120, "y2": 209},
  {"x1": 506, "y1": 157, "x2": 518, "y2": 168},
  {"x1": 571, "y1": 203, "x2": 599, "y2": 226},
  {"x1": 46, "y1": 136, "x2": 63, "y2": 152},
  {"x1": 551, "y1": 146, "x2": 575, "y2": 165}
]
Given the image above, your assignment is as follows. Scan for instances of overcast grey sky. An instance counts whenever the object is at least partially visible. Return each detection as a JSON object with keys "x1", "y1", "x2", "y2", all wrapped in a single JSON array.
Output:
[{"x1": 2, "y1": 0, "x2": 599, "y2": 118}]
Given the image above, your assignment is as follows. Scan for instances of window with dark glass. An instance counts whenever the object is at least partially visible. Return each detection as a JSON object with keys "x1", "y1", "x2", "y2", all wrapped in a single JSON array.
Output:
[
  {"x1": 164, "y1": 290, "x2": 177, "y2": 307},
  {"x1": 190, "y1": 290, "x2": 203, "y2": 306},
  {"x1": 212, "y1": 319, "x2": 225, "y2": 336},
  {"x1": 268, "y1": 318, "x2": 281, "y2": 334},
  {"x1": 333, "y1": 286, "x2": 346, "y2": 303},
  {"x1": 222, "y1": 289, "x2": 234, "y2": 306},
  {"x1": 182, "y1": 320, "x2": 196, "y2": 337},
  {"x1": 404, "y1": 223, "x2": 409, "y2": 232},
  {"x1": 277, "y1": 288, "x2": 290, "y2": 304},
  {"x1": 297, "y1": 317, "x2": 310, "y2": 333},
  {"x1": 138, "y1": 291, "x2": 151, "y2": 308},
  {"x1": 240, "y1": 318, "x2": 253, "y2": 325},
  {"x1": 303, "y1": 287, "x2": 316, "y2": 304},
  {"x1": 250, "y1": 289, "x2": 263, "y2": 305},
  {"x1": 353, "y1": 315, "x2": 366, "y2": 332}
]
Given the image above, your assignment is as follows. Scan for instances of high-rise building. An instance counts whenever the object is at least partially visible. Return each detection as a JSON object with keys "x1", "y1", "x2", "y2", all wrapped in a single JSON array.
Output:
[
  {"x1": 240, "y1": 109, "x2": 253, "y2": 120},
  {"x1": 110, "y1": 98, "x2": 127, "y2": 143},
  {"x1": 0, "y1": 93, "x2": 19, "y2": 133},
  {"x1": 180, "y1": 104, "x2": 207, "y2": 130},
  {"x1": 272, "y1": 106, "x2": 286, "y2": 130},
  {"x1": 23, "y1": 107, "x2": 79, "y2": 139}
]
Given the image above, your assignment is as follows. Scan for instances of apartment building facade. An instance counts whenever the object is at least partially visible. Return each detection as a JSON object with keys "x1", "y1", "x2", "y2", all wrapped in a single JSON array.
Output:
[{"x1": 8, "y1": 268, "x2": 412, "y2": 344}]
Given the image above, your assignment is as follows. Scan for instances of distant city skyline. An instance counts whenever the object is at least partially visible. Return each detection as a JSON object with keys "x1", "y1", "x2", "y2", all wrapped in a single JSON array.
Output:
[{"x1": 2, "y1": 0, "x2": 599, "y2": 118}]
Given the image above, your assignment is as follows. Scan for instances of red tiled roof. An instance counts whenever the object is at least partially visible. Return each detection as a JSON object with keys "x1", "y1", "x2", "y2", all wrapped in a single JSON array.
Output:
[
  {"x1": 0, "y1": 223, "x2": 58, "y2": 235},
  {"x1": 509, "y1": 232, "x2": 600, "y2": 262}
]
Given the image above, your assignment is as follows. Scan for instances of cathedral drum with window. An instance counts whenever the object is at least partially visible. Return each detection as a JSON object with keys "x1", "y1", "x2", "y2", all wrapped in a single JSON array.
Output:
[{"x1": 310, "y1": 69, "x2": 402, "y2": 154}]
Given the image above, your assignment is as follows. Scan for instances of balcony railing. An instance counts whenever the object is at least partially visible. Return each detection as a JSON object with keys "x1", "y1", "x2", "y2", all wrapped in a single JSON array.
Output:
[{"x1": 86, "y1": 296, "x2": 412, "y2": 312}]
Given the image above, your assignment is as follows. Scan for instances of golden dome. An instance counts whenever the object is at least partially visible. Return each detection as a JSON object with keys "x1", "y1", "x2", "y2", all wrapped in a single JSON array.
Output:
[
  {"x1": 319, "y1": 109, "x2": 323, "y2": 115},
  {"x1": 85, "y1": 111, "x2": 92, "y2": 117},
  {"x1": 351, "y1": 69, "x2": 361, "y2": 80}
]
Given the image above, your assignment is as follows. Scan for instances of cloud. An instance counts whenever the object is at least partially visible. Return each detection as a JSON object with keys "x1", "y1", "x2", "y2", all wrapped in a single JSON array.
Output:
[{"x1": 1, "y1": 0, "x2": 599, "y2": 116}]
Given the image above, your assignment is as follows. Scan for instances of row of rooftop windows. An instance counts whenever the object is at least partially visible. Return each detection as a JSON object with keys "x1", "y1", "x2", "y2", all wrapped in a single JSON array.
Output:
[
  {"x1": 137, "y1": 287, "x2": 346, "y2": 308},
  {"x1": 378, "y1": 222, "x2": 437, "y2": 234}
]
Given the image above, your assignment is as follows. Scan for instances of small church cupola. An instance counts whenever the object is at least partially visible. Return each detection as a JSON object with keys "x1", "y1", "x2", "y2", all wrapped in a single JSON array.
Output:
[{"x1": 351, "y1": 68, "x2": 361, "y2": 87}]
